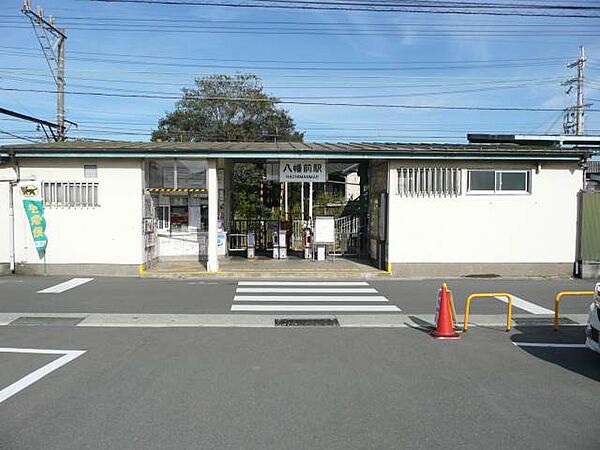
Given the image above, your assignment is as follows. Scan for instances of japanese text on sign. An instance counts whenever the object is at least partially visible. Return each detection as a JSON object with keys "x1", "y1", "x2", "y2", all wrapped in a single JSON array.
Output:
[{"x1": 279, "y1": 160, "x2": 327, "y2": 182}]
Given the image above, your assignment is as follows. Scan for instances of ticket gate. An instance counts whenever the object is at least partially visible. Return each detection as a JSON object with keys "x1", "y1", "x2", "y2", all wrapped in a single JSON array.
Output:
[{"x1": 272, "y1": 227, "x2": 288, "y2": 259}]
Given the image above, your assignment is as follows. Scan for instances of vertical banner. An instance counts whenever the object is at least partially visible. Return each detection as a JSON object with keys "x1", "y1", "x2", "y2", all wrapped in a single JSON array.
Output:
[{"x1": 20, "y1": 183, "x2": 48, "y2": 258}]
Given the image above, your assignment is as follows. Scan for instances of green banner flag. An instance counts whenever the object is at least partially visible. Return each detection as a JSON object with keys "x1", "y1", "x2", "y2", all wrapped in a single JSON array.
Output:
[{"x1": 22, "y1": 199, "x2": 48, "y2": 258}]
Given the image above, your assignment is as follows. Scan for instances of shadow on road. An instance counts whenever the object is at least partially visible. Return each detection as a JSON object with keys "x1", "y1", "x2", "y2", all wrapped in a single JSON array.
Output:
[
  {"x1": 407, "y1": 315, "x2": 434, "y2": 333},
  {"x1": 510, "y1": 323, "x2": 600, "y2": 382}
]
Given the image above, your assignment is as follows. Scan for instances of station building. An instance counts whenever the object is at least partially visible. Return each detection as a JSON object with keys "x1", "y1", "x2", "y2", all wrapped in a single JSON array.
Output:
[{"x1": 0, "y1": 140, "x2": 593, "y2": 278}]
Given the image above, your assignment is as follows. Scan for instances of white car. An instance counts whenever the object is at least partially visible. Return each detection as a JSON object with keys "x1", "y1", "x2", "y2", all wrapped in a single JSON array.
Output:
[{"x1": 585, "y1": 283, "x2": 600, "y2": 354}]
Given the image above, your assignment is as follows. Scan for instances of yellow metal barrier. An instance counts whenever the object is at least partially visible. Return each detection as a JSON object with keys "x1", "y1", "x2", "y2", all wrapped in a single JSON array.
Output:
[
  {"x1": 463, "y1": 293, "x2": 513, "y2": 332},
  {"x1": 446, "y1": 287, "x2": 457, "y2": 325},
  {"x1": 553, "y1": 291, "x2": 594, "y2": 331}
]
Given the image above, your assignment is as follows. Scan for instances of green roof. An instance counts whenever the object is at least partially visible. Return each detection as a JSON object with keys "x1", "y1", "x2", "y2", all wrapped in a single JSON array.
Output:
[{"x1": 0, "y1": 140, "x2": 589, "y2": 161}]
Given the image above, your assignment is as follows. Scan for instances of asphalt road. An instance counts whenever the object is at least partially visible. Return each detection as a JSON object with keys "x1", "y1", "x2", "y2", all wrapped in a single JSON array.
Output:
[
  {"x1": 0, "y1": 276, "x2": 596, "y2": 315},
  {"x1": 0, "y1": 325, "x2": 598, "y2": 450}
]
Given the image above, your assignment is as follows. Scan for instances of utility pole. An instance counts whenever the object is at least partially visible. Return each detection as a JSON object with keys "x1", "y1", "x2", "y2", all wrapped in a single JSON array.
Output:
[
  {"x1": 22, "y1": 0, "x2": 67, "y2": 141},
  {"x1": 562, "y1": 46, "x2": 589, "y2": 135}
]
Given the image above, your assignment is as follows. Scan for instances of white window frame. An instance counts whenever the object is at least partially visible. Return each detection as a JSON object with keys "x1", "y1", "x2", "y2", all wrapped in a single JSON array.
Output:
[
  {"x1": 156, "y1": 205, "x2": 171, "y2": 231},
  {"x1": 84, "y1": 164, "x2": 98, "y2": 178},
  {"x1": 467, "y1": 169, "x2": 531, "y2": 195}
]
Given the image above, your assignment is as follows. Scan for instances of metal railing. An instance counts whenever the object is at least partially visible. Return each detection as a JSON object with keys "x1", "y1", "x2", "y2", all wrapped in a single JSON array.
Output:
[
  {"x1": 463, "y1": 293, "x2": 513, "y2": 332},
  {"x1": 553, "y1": 291, "x2": 594, "y2": 331},
  {"x1": 333, "y1": 215, "x2": 361, "y2": 256},
  {"x1": 228, "y1": 233, "x2": 247, "y2": 252}
]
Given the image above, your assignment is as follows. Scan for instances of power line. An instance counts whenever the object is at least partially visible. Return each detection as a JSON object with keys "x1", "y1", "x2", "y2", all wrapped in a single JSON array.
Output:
[
  {"x1": 4, "y1": 24, "x2": 600, "y2": 38},
  {"x1": 0, "y1": 129, "x2": 40, "y2": 143},
  {"x1": 83, "y1": 1, "x2": 600, "y2": 18},
  {"x1": 0, "y1": 71, "x2": 565, "y2": 91},
  {"x1": 0, "y1": 49, "x2": 572, "y2": 71},
  {"x1": 0, "y1": 44, "x2": 574, "y2": 66},
  {"x1": 4, "y1": 13, "x2": 600, "y2": 27},
  {"x1": 0, "y1": 73, "x2": 562, "y2": 99},
  {"x1": 2, "y1": 86, "x2": 595, "y2": 112}
]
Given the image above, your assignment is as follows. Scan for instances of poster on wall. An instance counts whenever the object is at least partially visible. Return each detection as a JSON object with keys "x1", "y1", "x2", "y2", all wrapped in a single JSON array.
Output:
[
  {"x1": 19, "y1": 182, "x2": 48, "y2": 258},
  {"x1": 279, "y1": 160, "x2": 327, "y2": 182}
]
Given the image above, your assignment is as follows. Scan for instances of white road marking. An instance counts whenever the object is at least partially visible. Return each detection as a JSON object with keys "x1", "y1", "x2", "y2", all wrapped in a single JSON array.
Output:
[
  {"x1": 236, "y1": 287, "x2": 378, "y2": 294},
  {"x1": 234, "y1": 295, "x2": 389, "y2": 302},
  {"x1": 0, "y1": 348, "x2": 86, "y2": 404},
  {"x1": 512, "y1": 342, "x2": 587, "y2": 348},
  {"x1": 37, "y1": 278, "x2": 93, "y2": 294},
  {"x1": 231, "y1": 304, "x2": 401, "y2": 312},
  {"x1": 238, "y1": 281, "x2": 369, "y2": 286},
  {"x1": 230, "y1": 280, "x2": 400, "y2": 313},
  {"x1": 494, "y1": 294, "x2": 553, "y2": 315}
]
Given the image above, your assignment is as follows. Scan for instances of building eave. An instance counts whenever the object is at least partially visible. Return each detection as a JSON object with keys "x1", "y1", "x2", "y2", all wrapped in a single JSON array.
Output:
[{"x1": 7, "y1": 151, "x2": 585, "y2": 161}]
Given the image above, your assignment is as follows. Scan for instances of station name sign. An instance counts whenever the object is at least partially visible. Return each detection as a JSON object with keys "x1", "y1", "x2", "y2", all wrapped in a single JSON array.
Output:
[{"x1": 279, "y1": 159, "x2": 327, "y2": 182}]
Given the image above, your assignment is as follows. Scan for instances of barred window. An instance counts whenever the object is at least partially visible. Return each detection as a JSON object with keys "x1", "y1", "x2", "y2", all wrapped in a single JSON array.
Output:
[
  {"x1": 42, "y1": 181, "x2": 99, "y2": 207},
  {"x1": 397, "y1": 167, "x2": 462, "y2": 197}
]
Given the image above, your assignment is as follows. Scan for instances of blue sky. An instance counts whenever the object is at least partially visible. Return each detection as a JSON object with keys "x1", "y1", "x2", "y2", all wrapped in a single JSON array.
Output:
[{"x1": 1, "y1": 0, "x2": 600, "y2": 143}]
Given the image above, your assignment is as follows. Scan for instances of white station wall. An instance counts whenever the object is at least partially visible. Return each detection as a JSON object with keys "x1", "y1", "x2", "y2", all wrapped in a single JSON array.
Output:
[
  {"x1": 8, "y1": 159, "x2": 144, "y2": 266},
  {"x1": 387, "y1": 160, "x2": 583, "y2": 264}
]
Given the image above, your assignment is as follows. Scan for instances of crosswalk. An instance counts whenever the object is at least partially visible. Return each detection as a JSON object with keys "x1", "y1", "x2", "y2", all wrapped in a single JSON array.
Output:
[{"x1": 230, "y1": 281, "x2": 401, "y2": 313}]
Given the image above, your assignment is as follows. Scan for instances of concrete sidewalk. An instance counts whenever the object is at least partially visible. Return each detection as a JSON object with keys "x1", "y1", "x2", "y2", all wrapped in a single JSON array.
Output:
[
  {"x1": 142, "y1": 256, "x2": 386, "y2": 278},
  {"x1": 0, "y1": 312, "x2": 589, "y2": 328}
]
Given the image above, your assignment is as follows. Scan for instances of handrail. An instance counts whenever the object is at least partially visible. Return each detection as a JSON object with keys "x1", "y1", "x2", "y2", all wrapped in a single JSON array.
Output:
[
  {"x1": 463, "y1": 293, "x2": 513, "y2": 332},
  {"x1": 553, "y1": 291, "x2": 594, "y2": 331}
]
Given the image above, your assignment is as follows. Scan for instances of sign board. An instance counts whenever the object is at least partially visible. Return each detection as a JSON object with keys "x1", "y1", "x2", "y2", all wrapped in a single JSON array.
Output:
[
  {"x1": 314, "y1": 216, "x2": 335, "y2": 244},
  {"x1": 279, "y1": 160, "x2": 326, "y2": 183}
]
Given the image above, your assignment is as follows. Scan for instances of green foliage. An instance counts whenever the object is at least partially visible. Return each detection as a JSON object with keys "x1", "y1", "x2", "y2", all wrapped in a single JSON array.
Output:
[
  {"x1": 152, "y1": 73, "x2": 305, "y2": 220},
  {"x1": 233, "y1": 163, "x2": 264, "y2": 219},
  {"x1": 314, "y1": 191, "x2": 346, "y2": 217},
  {"x1": 151, "y1": 73, "x2": 304, "y2": 142}
]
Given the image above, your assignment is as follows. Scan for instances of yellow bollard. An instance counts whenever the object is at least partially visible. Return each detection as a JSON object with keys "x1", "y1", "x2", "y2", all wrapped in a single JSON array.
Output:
[
  {"x1": 553, "y1": 291, "x2": 594, "y2": 331},
  {"x1": 463, "y1": 293, "x2": 513, "y2": 332}
]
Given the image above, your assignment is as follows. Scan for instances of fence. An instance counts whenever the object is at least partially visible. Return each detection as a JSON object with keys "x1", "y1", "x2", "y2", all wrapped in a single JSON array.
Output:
[{"x1": 333, "y1": 215, "x2": 362, "y2": 256}]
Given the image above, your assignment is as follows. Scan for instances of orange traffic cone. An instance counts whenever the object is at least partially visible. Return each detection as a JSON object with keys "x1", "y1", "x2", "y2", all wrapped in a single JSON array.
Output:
[{"x1": 431, "y1": 284, "x2": 461, "y2": 340}]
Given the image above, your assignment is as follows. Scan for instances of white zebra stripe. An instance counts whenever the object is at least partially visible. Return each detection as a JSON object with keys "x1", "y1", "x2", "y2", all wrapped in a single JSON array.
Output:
[{"x1": 234, "y1": 295, "x2": 389, "y2": 302}]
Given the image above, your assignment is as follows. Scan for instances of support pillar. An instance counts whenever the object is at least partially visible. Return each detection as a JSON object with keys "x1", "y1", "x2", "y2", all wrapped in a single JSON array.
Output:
[
  {"x1": 300, "y1": 182, "x2": 304, "y2": 222},
  {"x1": 309, "y1": 182, "x2": 313, "y2": 222},
  {"x1": 284, "y1": 181, "x2": 289, "y2": 220},
  {"x1": 207, "y1": 159, "x2": 219, "y2": 272}
]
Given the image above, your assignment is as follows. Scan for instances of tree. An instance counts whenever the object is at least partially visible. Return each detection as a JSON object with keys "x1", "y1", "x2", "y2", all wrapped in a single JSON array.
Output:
[
  {"x1": 152, "y1": 74, "x2": 304, "y2": 220},
  {"x1": 151, "y1": 73, "x2": 304, "y2": 142}
]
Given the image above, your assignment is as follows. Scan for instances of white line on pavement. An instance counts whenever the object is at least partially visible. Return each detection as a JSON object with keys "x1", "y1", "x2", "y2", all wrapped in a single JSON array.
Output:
[
  {"x1": 495, "y1": 294, "x2": 553, "y2": 315},
  {"x1": 236, "y1": 287, "x2": 378, "y2": 294},
  {"x1": 512, "y1": 342, "x2": 587, "y2": 348},
  {"x1": 0, "y1": 348, "x2": 86, "y2": 404},
  {"x1": 37, "y1": 278, "x2": 94, "y2": 294},
  {"x1": 233, "y1": 295, "x2": 389, "y2": 302},
  {"x1": 238, "y1": 281, "x2": 370, "y2": 286},
  {"x1": 230, "y1": 304, "x2": 401, "y2": 312}
]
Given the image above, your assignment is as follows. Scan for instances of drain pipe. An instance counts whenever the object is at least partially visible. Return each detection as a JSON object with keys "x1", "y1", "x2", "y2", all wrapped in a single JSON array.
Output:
[
  {"x1": 4, "y1": 159, "x2": 33, "y2": 274},
  {"x1": 8, "y1": 179, "x2": 15, "y2": 273},
  {"x1": 0, "y1": 157, "x2": 16, "y2": 273},
  {"x1": 8, "y1": 159, "x2": 20, "y2": 274}
]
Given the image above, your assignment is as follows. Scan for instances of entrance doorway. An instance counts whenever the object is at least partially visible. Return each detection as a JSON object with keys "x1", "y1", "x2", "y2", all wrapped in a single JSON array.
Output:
[{"x1": 226, "y1": 159, "x2": 382, "y2": 269}]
